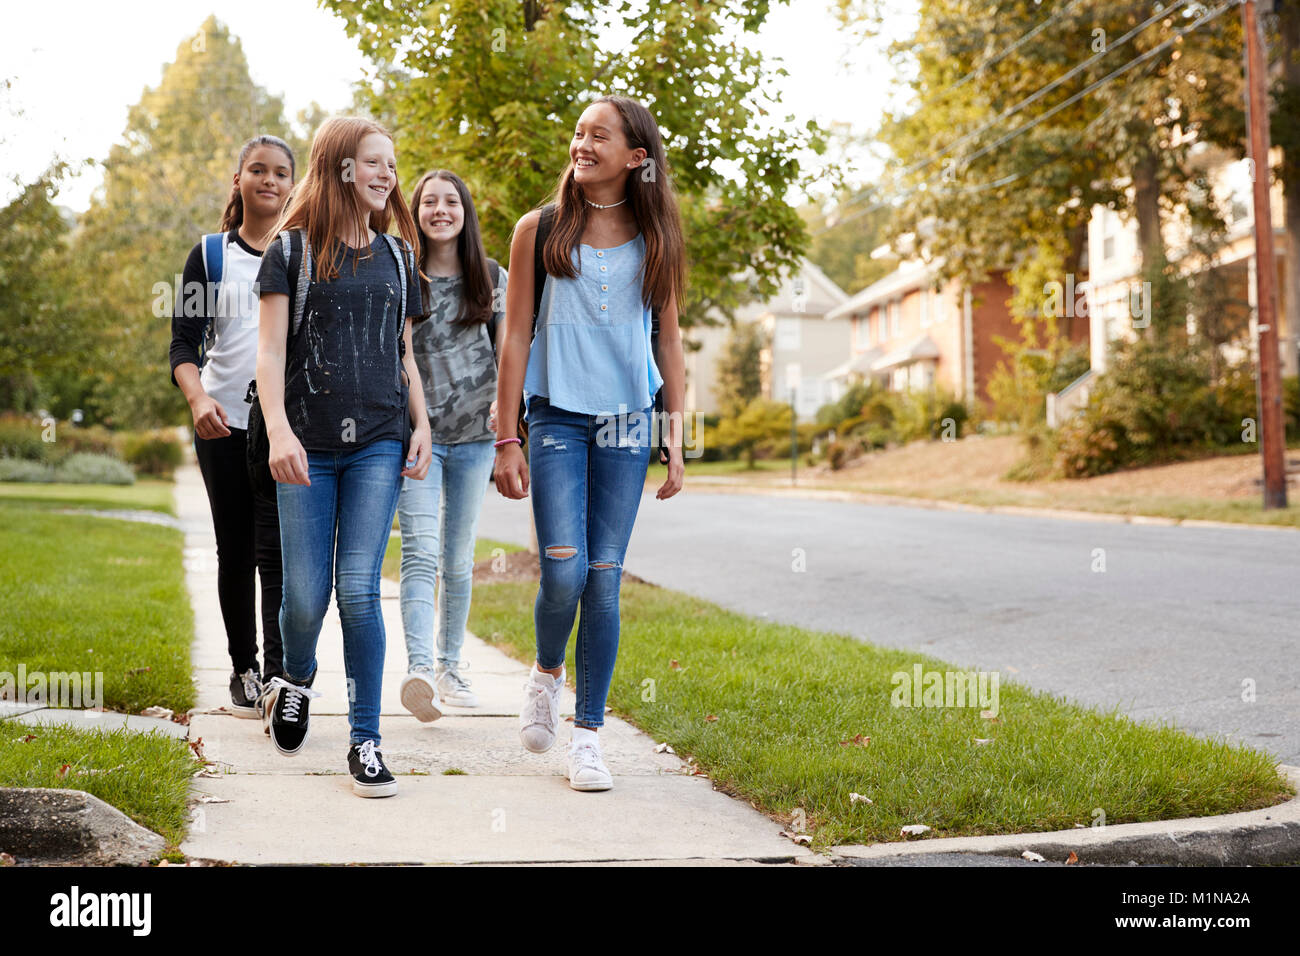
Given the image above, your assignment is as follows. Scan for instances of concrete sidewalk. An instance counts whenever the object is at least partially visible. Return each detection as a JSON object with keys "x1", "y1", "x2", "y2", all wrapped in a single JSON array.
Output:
[{"x1": 173, "y1": 463, "x2": 810, "y2": 865}]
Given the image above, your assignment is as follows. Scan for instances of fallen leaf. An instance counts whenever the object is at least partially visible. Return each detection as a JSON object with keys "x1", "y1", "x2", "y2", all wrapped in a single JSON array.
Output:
[
  {"x1": 126, "y1": 667, "x2": 152, "y2": 676},
  {"x1": 1066, "y1": 851, "x2": 1079, "y2": 865},
  {"x1": 839, "y1": 733, "x2": 870, "y2": 747},
  {"x1": 192, "y1": 768, "x2": 221, "y2": 779},
  {"x1": 188, "y1": 737, "x2": 206, "y2": 762},
  {"x1": 669, "y1": 659, "x2": 681, "y2": 670},
  {"x1": 57, "y1": 764, "x2": 70, "y2": 778},
  {"x1": 1021, "y1": 850, "x2": 1046, "y2": 862},
  {"x1": 653, "y1": 742, "x2": 675, "y2": 754},
  {"x1": 704, "y1": 714, "x2": 718, "y2": 722},
  {"x1": 17, "y1": 734, "x2": 36, "y2": 743},
  {"x1": 197, "y1": 794, "x2": 229, "y2": 804},
  {"x1": 171, "y1": 713, "x2": 191, "y2": 726},
  {"x1": 139, "y1": 706, "x2": 173, "y2": 719},
  {"x1": 779, "y1": 831, "x2": 812, "y2": 846},
  {"x1": 849, "y1": 792, "x2": 873, "y2": 805},
  {"x1": 972, "y1": 737, "x2": 994, "y2": 745},
  {"x1": 900, "y1": 824, "x2": 931, "y2": 836}
]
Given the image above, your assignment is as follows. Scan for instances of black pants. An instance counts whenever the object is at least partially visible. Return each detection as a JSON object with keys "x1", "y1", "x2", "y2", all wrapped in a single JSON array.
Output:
[{"x1": 193, "y1": 426, "x2": 284, "y2": 679}]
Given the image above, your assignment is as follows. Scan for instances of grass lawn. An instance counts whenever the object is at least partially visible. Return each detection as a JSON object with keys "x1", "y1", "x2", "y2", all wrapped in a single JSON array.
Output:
[
  {"x1": 0, "y1": 501, "x2": 194, "y2": 714},
  {"x1": 0, "y1": 723, "x2": 194, "y2": 846},
  {"x1": 469, "y1": 579, "x2": 1291, "y2": 848},
  {"x1": 382, "y1": 535, "x2": 526, "y2": 582},
  {"x1": 0, "y1": 480, "x2": 177, "y2": 515}
]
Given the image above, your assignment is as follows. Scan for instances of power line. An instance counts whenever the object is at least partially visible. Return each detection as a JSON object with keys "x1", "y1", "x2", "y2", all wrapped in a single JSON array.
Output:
[
  {"x1": 824, "y1": 0, "x2": 1237, "y2": 227},
  {"x1": 815, "y1": 0, "x2": 1240, "y2": 236}
]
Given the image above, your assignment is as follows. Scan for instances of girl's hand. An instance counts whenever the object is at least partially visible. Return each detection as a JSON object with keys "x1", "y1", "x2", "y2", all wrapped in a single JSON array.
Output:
[
  {"x1": 493, "y1": 442, "x2": 529, "y2": 499},
  {"x1": 656, "y1": 447, "x2": 684, "y2": 500},
  {"x1": 487, "y1": 399, "x2": 498, "y2": 432},
  {"x1": 403, "y1": 423, "x2": 432, "y2": 480},
  {"x1": 189, "y1": 392, "x2": 231, "y2": 440},
  {"x1": 269, "y1": 427, "x2": 310, "y2": 486}
]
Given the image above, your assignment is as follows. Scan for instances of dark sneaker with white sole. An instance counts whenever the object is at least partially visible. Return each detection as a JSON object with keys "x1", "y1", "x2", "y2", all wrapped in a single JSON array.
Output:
[
  {"x1": 347, "y1": 740, "x2": 397, "y2": 798},
  {"x1": 229, "y1": 669, "x2": 262, "y2": 718},
  {"x1": 264, "y1": 675, "x2": 320, "y2": 756}
]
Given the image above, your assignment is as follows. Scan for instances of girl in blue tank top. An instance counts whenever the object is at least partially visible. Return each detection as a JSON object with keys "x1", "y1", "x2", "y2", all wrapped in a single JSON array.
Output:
[{"x1": 493, "y1": 95, "x2": 686, "y2": 792}]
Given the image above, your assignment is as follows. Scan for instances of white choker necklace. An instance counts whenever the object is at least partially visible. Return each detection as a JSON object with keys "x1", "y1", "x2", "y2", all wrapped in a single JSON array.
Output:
[{"x1": 585, "y1": 197, "x2": 626, "y2": 209}]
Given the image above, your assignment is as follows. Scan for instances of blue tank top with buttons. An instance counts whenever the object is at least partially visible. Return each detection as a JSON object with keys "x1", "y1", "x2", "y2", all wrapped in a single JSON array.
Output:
[{"x1": 523, "y1": 233, "x2": 663, "y2": 417}]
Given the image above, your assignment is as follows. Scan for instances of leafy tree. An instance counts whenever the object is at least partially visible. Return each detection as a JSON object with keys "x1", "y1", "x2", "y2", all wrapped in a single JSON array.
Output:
[
  {"x1": 714, "y1": 396, "x2": 792, "y2": 469},
  {"x1": 713, "y1": 320, "x2": 766, "y2": 419},
  {"x1": 324, "y1": 0, "x2": 826, "y2": 326},
  {"x1": 73, "y1": 16, "x2": 298, "y2": 426}
]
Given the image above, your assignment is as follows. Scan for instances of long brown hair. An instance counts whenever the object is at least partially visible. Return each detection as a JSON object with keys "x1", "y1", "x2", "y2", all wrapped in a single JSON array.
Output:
[
  {"x1": 410, "y1": 170, "x2": 494, "y2": 324},
  {"x1": 267, "y1": 117, "x2": 419, "y2": 281},
  {"x1": 219, "y1": 135, "x2": 295, "y2": 232},
  {"x1": 543, "y1": 95, "x2": 686, "y2": 311}
]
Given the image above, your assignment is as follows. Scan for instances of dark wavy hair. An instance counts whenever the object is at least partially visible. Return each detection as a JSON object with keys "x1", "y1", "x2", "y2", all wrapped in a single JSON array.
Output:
[
  {"x1": 410, "y1": 169, "x2": 494, "y2": 324},
  {"x1": 543, "y1": 95, "x2": 685, "y2": 311},
  {"x1": 218, "y1": 135, "x2": 296, "y2": 232}
]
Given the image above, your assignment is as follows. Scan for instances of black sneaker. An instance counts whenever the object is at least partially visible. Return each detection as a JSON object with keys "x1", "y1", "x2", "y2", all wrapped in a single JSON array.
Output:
[
  {"x1": 347, "y1": 740, "x2": 397, "y2": 798},
  {"x1": 229, "y1": 669, "x2": 263, "y2": 719},
  {"x1": 265, "y1": 675, "x2": 319, "y2": 756}
]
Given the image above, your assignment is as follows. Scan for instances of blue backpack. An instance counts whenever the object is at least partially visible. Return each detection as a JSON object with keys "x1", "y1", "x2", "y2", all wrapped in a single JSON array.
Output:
[{"x1": 196, "y1": 232, "x2": 228, "y2": 368}]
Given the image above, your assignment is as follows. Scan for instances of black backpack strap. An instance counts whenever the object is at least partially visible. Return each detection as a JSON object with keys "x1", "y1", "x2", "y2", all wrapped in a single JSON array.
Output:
[
  {"x1": 485, "y1": 258, "x2": 502, "y2": 351},
  {"x1": 532, "y1": 203, "x2": 556, "y2": 338}
]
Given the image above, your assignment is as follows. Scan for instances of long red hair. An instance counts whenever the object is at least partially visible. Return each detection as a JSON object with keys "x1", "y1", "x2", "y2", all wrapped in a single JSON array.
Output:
[{"x1": 268, "y1": 116, "x2": 418, "y2": 281}]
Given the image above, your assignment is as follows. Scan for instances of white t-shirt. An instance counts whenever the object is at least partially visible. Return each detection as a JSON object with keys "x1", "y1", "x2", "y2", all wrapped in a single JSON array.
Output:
[{"x1": 199, "y1": 235, "x2": 264, "y2": 431}]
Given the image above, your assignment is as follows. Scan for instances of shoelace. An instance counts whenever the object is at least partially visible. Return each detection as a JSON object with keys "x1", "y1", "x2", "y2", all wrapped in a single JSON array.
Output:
[
  {"x1": 522, "y1": 680, "x2": 557, "y2": 726},
  {"x1": 239, "y1": 671, "x2": 261, "y2": 703},
  {"x1": 355, "y1": 739, "x2": 384, "y2": 778},
  {"x1": 266, "y1": 676, "x2": 321, "y2": 724},
  {"x1": 442, "y1": 666, "x2": 472, "y2": 693},
  {"x1": 570, "y1": 741, "x2": 606, "y2": 772}
]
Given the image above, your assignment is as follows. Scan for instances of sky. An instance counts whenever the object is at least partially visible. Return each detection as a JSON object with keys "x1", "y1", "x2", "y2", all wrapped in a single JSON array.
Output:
[{"x1": 0, "y1": 0, "x2": 917, "y2": 212}]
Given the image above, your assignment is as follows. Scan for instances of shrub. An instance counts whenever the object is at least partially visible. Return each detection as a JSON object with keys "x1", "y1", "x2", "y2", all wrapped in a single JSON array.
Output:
[
  {"x1": 0, "y1": 459, "x2": 56, "y2": 482},
  {"x1": 122, "y1": 430, "x2": 183, "y2": 477},
  {"x1": 53, "y1": 453, "x2": 136, "y2": 485},
  {"x1": 0, "y1": 413, "x2": 52, "y2": 461}
]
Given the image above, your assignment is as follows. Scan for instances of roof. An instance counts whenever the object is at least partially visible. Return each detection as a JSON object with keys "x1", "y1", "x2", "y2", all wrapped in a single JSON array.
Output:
[
  {"x1": 826, "y1": 258, "x2": 946, "y2": 322},
  {"x1": 873, "y1": 335, "x2": 941, "y2": 371}
]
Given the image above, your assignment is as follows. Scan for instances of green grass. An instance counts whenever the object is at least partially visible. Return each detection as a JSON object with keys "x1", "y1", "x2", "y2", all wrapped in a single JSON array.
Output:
[
  {"x1": 0, "y1": 502, "x2": 195, "y2": 713},
  {"x1": 0, "y1": 480, "x2": 176, "y2": 515},
  {"x1": 469, "y1": 580, "x2": 1291, "y2": 848},
  {"x1": 0, "y1": 723, "x2": 195, "y2": 846},
  {"x1": 382, "y1": 536, "x2": 527, "y2": 582}
]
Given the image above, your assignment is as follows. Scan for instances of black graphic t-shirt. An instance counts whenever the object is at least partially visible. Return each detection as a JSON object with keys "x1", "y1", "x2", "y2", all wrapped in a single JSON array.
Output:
[{"x1": 257, "y1": 234, "x2": 424, "y2": 453}]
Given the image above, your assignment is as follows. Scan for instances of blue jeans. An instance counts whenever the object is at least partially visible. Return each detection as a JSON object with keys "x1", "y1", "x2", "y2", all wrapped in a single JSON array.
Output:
[
  {"x1": 396, "y1": 438, "x2": 496, "y2": 672},
  {"x1": 527, "y1": 395, "x2": 653, "y2": 728},
  {"x1": 276, "y1": 438, "x2": 403, "y2": 746}
]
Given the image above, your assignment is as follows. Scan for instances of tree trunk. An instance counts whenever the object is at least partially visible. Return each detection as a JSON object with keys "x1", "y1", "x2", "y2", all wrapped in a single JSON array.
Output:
[
  {"x1": 1281, "y1": 3, "x2": 1300, "y2": 377},
  {"x1": 1132, "y1": 147, "x2": 1165, "y2": 270}
]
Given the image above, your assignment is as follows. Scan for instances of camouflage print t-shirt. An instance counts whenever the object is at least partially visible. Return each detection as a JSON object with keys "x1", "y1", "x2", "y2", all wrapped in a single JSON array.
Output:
[{"x1": 413, "y1": 266, "x2": 507, "y2": 445}]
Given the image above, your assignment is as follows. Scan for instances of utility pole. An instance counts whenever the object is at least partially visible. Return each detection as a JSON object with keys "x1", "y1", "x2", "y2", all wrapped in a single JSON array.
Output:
[{"x1": 1242, "y1": 0, "x2": 1288, "y2": 509}]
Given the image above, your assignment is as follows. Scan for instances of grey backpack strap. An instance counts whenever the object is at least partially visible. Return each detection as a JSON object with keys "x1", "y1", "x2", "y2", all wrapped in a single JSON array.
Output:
[
  {"x1": 280, "y1": 229, "x2": 311, "y2": 339},
  {"x1": 381, "y1": 233, "x2": 409, "y2": 317}
]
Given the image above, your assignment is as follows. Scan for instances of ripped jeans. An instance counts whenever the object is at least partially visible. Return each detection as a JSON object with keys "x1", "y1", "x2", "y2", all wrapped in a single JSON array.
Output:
[{"x1": 526, "y1": 394, "x2": 653, "y2": 727}]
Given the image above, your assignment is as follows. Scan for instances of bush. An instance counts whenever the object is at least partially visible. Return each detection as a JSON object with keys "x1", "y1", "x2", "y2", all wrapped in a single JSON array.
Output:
[
  {"x1": 122, "y1": 430, "x2": 182, "y2": 477},
  {"x1": 53, "y1": 453, "x2": 136, "y2": 485},
  {"x1": 59, "y1": 424, "x2": 120, "y2": 458},
  {"x1": 0, "y1": 459, "x2": 56, "y2": 482},
  {"x1": 0, "y1": 413, "x2": 52, "y2": 461}
]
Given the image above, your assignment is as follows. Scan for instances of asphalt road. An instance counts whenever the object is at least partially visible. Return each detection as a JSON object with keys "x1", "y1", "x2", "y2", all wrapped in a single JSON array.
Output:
[{"x1": 475, "y1": 487, "x2": 1300, "y2": 765}]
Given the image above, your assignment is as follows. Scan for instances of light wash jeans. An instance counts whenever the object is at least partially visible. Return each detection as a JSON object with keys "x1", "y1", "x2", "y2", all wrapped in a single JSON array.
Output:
[
  {"x1": 526, "y1": 395, "x2": 653, "y2": 728},
  {"x1": 276, "y1": 438, "x2": 404, "y2": 746},
  {"x1": 396, "y1": 438, "x2": 496, "y2": 673}
]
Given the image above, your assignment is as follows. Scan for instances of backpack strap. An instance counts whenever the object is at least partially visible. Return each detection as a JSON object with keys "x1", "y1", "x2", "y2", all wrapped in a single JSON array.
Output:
[
  {"x1": 531, "y1": 203, "x2": 556, "y2": 339},
  {"x1": 380, "y1": 233, "x2": 415, "y2": 357},
  {"x1": 280, "y1": 229, "x2": 312, "y2": 340},
  {"x1": 486, "y1": 258, "x2": 502, "y2": 351},
  {"x1": 197, "y1": 232, "x2": 227, "y2": 368}
]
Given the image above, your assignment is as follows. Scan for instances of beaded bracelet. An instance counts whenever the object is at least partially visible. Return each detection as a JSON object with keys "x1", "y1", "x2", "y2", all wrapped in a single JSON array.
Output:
[{"x1": 493, "y1": 437, "x2": 522, "y2": 449}]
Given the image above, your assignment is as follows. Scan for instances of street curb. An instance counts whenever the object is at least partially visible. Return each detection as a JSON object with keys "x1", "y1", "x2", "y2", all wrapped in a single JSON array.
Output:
[
  {"x1": 830, "y1": 765, "x2": 1300, "y2": 866},
  {"x1": 0, "y1": 787, "x2": 167, "y2": 865},
  {"x1": 679, "y1": 478, "x2": 1299, "y2": 532}
]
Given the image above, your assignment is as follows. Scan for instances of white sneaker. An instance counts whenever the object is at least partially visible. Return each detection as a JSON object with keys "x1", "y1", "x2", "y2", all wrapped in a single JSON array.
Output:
[
  {"x1": 567, "y1": 734, "x2": 613, "y2": 792},
  {"x1": 435, "y1": 662, "x2": 479, "y2": 708},
  {"x1": 519, "y1": 664, "x2": 564, "y2": 753},
  {"x1": 400, "y1": 671, "x2": 444, "y2": 723}
]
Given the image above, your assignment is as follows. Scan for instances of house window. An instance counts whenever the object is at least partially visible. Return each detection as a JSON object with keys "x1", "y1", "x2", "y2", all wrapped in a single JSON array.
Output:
[
  {"x1": 775, "y1": 316, "x2": 801, "y2": 351},
  {"x1": 1103, "y1": 234, "x2": 1115, "y2": 260}
]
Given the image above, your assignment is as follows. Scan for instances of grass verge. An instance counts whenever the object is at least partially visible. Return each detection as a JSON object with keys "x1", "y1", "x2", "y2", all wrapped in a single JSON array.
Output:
[
  {"x1": 0, "y1": 502, "x2": 194, "y2": 713},
  {"x1": 382, "y1": 535, "x2": 526, "y2": 582},
  {"x1": 0, "y1": 480, "x2": 176, "y2": 515},
  {"x1": 469, "y1": 579, "x2": 1291, "y2": 848},
  {"x1": 0, "y1": 723, "x2": 194, "y2": 846}
]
